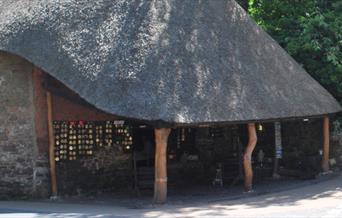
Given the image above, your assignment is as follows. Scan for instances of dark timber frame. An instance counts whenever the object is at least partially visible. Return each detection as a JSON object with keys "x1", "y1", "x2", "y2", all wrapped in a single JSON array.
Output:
[{"x1": 47, "y1": 91, "x2": 58, "y2": 197}]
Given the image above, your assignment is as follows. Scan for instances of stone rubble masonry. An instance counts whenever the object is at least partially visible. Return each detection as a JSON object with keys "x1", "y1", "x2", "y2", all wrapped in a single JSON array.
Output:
[{"x1": 0, "y1": 51, "x2": 49, "y2": 199}]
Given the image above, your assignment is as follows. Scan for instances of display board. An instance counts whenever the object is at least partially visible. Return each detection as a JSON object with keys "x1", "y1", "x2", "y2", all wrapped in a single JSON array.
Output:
[{"x1": 53, "y1": 120, "x2": 133, "y2": 162}]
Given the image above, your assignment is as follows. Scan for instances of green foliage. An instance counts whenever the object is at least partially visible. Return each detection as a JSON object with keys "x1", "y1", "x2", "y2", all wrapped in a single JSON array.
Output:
[{"x1": 248, "y1": 0, "x2": 342, "y2": 103}]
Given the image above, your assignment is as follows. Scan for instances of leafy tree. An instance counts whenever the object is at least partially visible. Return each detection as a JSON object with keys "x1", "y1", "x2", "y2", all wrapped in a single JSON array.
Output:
[{"x1": 248, "y1": 0, "x2": 342, "y2": 103}]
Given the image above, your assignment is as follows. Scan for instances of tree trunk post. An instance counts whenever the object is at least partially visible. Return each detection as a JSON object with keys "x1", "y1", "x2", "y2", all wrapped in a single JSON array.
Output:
[
  {"x1": 47, "y1": 91, "x2": 58, "y2": 197},
  {"x1": 153, "y1": 128, "x2": 171, "y2": 204},
  {"x1": 243, "y1": 123, "x2": 257, "y2": 191},
  {"x1": 322, "y1": 117, "x2": 330, "y2": 172}
]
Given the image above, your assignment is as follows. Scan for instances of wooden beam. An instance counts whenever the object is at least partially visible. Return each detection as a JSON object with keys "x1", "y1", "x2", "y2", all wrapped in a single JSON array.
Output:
[
  {"x1": 153, "y1": 128, "x2": 171, "y2": 204},
  {"x1": 32, "y1": 67, "x2": 49, "y2": 153},
  {"x1": 322, "y1": 117, "x2": 330, "y2": 172},
  {"x1": 243, "y1": 123, "x2": 257, "y2": 191},
  {"x1": 47, "y1": 91, "x2": 58, "y2": 196}
]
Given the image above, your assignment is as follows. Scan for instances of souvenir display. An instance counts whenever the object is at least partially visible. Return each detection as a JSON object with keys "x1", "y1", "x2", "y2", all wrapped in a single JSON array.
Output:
[{"x1": 53, "y1": 120, "x2": 133, "y2": 162}]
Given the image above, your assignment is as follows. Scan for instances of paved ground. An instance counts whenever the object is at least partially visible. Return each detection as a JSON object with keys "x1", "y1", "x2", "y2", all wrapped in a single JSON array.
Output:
[{"x1": 1, "y1": 174, "x2": 342, "y2": 217}]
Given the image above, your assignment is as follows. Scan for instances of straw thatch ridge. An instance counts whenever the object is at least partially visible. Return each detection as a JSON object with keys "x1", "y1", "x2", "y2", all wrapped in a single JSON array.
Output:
[{"x1": 0, "y1": 0, "x2": 340, "y2": 125}]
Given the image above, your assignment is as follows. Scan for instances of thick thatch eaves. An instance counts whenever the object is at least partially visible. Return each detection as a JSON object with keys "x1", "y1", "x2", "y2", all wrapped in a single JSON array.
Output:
[{"x1": 0, "y1": 0, "x2": 340, "y2": 125}]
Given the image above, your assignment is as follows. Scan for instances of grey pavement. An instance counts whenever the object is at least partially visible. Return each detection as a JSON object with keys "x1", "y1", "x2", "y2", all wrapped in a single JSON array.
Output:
[{"x1": 1, "y1": 173, "x2": 342, "y2": 217}]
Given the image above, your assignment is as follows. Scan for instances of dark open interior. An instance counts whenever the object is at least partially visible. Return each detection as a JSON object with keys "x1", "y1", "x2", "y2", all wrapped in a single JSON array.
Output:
[{"x1": 42, "y1": 73, "x2": 325, "y2": 197}]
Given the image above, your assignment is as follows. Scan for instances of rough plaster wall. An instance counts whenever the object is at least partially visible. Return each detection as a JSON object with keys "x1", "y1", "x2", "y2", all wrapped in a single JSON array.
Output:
[{"x1": 0, "y1": 52, "x2": 49, "y2": 199}]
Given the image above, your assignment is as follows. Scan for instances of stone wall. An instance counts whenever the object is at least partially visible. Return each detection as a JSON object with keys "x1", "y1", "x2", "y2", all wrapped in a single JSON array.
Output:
[
  {"x1": 0, "y1": 52, "x2": 49, "y2": 199},
  {"x1": 280, "y1": 119, "x2": 324, "y2": 178},
  {"x1": 331, "y1": 119, "x2": 342, "y2": 167},
  {"x1": 56, "y1": 146, "x2": 132, "y2": 196}
]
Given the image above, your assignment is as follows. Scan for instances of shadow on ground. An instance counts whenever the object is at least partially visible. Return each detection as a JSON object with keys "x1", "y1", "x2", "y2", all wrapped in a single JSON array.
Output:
[{"x1": 0, "y1": 173, "x2": 341, "y2": 218}]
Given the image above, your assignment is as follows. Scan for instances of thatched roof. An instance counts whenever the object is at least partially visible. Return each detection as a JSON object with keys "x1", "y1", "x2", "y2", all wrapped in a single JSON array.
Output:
[{"x1": 0, "y1": 0, "x2": 340, "y2": 125}]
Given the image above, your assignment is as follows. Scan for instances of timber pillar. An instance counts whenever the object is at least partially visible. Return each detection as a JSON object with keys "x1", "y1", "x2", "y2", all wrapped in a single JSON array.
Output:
[
  {"x1": 47, "y1": 91, "x2": 58, "y2": 197},
  {"x1": 273, "y1": 121, "x2": 282, "y2": 179},
  {"x1": 322, "y1": 117, "x2": 330, "y2": 172},
  {"x1": 153, "y1": 128, "x2": 171, "y2": 204},
  {"x1": 243, "y1": 123, "x2": 257, "y2": 191}
]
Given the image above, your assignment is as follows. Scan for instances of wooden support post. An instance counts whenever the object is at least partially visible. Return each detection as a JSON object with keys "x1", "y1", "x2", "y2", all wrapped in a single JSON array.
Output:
[
  {"x1": 243, "y1": 123, "x2": 257, "y2": 191},
  {"x1": 153, "y1": 128, "x2": 171, "y2": 204},
  {"x1": 32, "y1": 67, "x2": 49, "y2": 154},
  {"x1": 322, "y1": 117, "x2": 330, "y2": 172},
  {"x1": 47, "y1": 91, "x2": 58, "y2": 197},
  {"x1": 273, "y1": 121, "x2": 282, "y2": 179}
]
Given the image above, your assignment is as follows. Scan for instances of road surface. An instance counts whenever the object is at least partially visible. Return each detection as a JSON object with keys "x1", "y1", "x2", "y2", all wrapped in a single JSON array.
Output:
[{"x1": 1, "y1": 174, "x2": 342, "y2": 217}]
